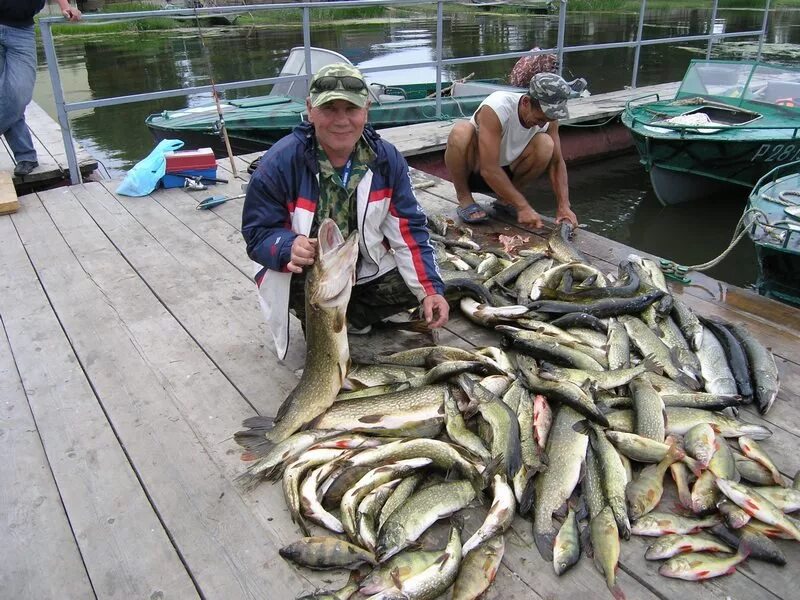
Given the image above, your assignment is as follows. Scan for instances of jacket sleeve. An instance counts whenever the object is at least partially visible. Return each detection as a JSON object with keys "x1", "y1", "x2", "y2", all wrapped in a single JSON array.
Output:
[
  {"x1": 241, "y1": 158, "x2": 297, "y2": 272},
  {"x1": 379, "y1": 147, "x2": 445, "y2": 300}
]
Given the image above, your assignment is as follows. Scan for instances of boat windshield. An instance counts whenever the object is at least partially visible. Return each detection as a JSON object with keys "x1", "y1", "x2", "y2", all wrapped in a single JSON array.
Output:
[
  {"x1": 269, "y1": 47, "x2": 353, "y2": 100},
  {"x1": 676, "y1": 60, "x2": 800, "y2": 110}
]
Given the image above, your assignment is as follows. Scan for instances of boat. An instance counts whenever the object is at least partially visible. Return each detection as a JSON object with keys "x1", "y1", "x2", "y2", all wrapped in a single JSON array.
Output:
[
  {"x1": 745, "y1": 159, "x2": 800, "y2": 306},
  {"x1": 621, "y1": 59, "x2": 800, "y2": 206},
  {"x1": 162, "y1": 0, "x2": 240, "y2": 26},
  {"x1": 145, "y1": 47, "x2": 519, "y2": 156}
]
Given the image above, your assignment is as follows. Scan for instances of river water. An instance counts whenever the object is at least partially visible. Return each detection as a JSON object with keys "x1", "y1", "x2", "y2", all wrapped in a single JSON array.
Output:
[{"x1": 31, "y1": 5, "x2": 800, "y2": 290}]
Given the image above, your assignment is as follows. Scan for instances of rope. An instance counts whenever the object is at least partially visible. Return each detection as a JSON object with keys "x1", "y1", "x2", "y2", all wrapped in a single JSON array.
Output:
[{"x1": 659, "y1": 208, "x2": 772, "y2": 276}]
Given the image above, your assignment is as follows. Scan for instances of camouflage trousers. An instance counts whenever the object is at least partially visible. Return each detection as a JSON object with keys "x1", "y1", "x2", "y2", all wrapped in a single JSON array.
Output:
[{"x1": 289, "y1": 268, "x2": 419, "y2": 331}]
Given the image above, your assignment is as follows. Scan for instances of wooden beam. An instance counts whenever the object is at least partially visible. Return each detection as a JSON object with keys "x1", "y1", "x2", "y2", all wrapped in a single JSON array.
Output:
[{"x1": 0, "y1": 171, "x2": 19, "y2": 215}]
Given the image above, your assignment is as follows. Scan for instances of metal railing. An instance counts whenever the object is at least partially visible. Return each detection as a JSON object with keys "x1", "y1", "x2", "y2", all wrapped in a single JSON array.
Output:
[{"x1": 38, "y1": 0, "x2": 772, "y2": 184}]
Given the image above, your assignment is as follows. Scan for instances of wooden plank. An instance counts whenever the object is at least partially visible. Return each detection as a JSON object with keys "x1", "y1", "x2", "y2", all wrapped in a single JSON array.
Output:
[
  {"x1": 27, "y1": 186, "x2": 318, "y2": 598},
  {"x1": 0, "y1": 203, "x2": 199, "y2": 599},
  {"x1": 0, "y1": 319, "x2": 94, "y2": 599},
  {"x1": 0, "y1": 171, "x2": 19, "y2": 215},
  {"x1": 91, "y1": 180, "x2": 306, "y2": 400}
]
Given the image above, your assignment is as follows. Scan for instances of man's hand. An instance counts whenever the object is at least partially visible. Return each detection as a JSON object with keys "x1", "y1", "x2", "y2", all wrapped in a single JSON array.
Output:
[
  {"x1": 555, "y1": 206, "x2": 579, "y2": 227},
  {"x1": 517, "y1": 206, "x2": 543, "y2": 230},
  {"x1": 422, "y1": 294, "x2": 449, "y2": 329},
  {"x1": 61, "y1": 5, "x2": 81, "y2": 21},
  {"x1": 287, "y1": 236, "x2": 317, "y2": 274}
]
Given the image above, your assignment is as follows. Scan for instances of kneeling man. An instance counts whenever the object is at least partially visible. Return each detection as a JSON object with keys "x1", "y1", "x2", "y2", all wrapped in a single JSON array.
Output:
[{"x1": 444, "y1": 72, "x2": 579, "y2": 229}]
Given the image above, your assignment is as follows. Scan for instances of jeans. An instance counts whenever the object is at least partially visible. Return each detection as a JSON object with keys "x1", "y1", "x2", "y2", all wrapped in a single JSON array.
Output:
[{"x1": 0, "y1": 24, "x2": 37, "y2": 163}]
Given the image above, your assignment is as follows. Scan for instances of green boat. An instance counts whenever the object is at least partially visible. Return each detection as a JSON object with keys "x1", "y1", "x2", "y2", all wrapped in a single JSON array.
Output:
[
  {"x1": 145, "y1": 46, "x2": 517, "y2": 156},
  {"x1": 622, "y1": 60, "x2": 800, "y2": 206},
  {"x1": 745, "y1": 159, "x2": 800, "y2": 306}
]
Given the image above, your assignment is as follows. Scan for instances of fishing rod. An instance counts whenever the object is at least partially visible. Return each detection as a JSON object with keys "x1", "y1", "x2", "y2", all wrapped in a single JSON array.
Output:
[{"x1": 191, "y1": 1, "x2": 239, "y2": 177}]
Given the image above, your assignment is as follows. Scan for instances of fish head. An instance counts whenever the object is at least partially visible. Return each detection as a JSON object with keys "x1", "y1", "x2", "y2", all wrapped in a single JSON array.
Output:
[{"x1": 309, "y1": 219, "x2": 360, "y2": 310}]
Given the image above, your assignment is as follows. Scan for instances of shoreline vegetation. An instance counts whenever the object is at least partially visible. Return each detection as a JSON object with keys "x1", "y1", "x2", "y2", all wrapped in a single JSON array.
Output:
[{"x1": 40, "y1": 1, "x2": 799, "y2": 36}]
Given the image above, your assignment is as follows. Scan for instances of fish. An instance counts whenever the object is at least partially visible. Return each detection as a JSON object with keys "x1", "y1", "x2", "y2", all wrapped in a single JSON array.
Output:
[
  {"x1": 606, "y1": 318, "x2": 630, "y2": 370},
  {"x1": 443, "y1": 387, "x2": 491, "y2": 461},
  {"x1": 460, "y1": 298, "x2": 529, "y2": 327},
  {"x1": 515, "y1": 391, "x2": 545, "y2": 513},
  {"x1": 474, "y1": 389, "x2": 523, "y2": 479},
  {"x1": 717, "y1": 500, "x2": 751, "y2": 529},
  {"x1": 553, "y1": 504, "x2": 581, "y2": 575},
  {"x1": 484, "y1": 253, "x2": 544, "y2": 290},
  {"x1": 278, "y1": 536, "x2": 377, "y2": 570},
  {"x1": 630, "y1": 512, "x2": 721, "y2": 536},
  {"x1": 300, "y1": 461, "x2": 345, "y2": 533},
  {"x1": 700, "y1": 317, "x2": 754, "y2": 401},
  {"x1": 376, "y1": 346, "x2": 481, "y2": 367},
  {"x1": 266, "y1": 220, "x2": 360, "y2": 443},
  {"x1": 695, "y1": 325, "x2": 738, "y2": 396},
  {"x1": 629, "y1": 375, "x2": 666, "y2": 442},
  {"x1": 516, "y1": 257, "x2": 554, "y2": 303},
  {"x1": 530, "y1": 288, "x2": 665, "y2": 319},
  {"x1": 547, "y1": 222, "x2": 590, "y2": 264},
  {"x1": 395, "y1": 525, "x2": 462, "y2": 600},
  {"x1": 625, "y1": 445, "x2": 684, "y2": 520},
  {"x1": 533, "y1": 393, "x2": 553, "y2": 450},
  {"x1": 462, "y1": 475, "x2": 516, "y2": 555},
  {"x1": 358, "y1": 479, "x2": 402, "y2": 552},
  {"x1": 313, "y1": 385, "x2": 447, "y2": 436},
  {"x1": 725, "y1": 322, "x2": 779, "y2": 414},
  {"x1": 708, "y1": 524, "x2": 786, "y2": 565},
  {"x1": 451, "y1": 534, "x2": 504, "y2": 600},
  {"x1": 716, "y1": 478, "x2": 800, "y2": 541},
  {"x1": 498, "y1": 326, "x2": 605, "y2": 371},
  {"x1": 378, "y1": 473, "x2": 424, "y2": 532},
  {"x1": 659, "y1": 392, "x2": 745, "y2": 411},
  {"x1": 671, "y1": 298, "x2": 703, "y2": 351},
  {"x1": 755, "y1": 486, "x2": 800, "y2": 513},
  {"x1": 296, "y1": 568, "x2": 364, "y2": 600},
  {"x1": 283, "y1": 448, "x2": 350, "y2": 535},
  {"x1": 539, "y1": 355, "x2": 660, "y2": 392},
  {"x1": 345, "y1": 364, "x2": 427, "y2": 389},
  {"x1": 658, "y1": 545, "x2": 749, "y2": 580},
  {"x1": 645, "y1": 533, "x2": 733, "y2": 560},
  {"x1": 550, "y1": 312, "x2": 609, "y2": 333},
  {"x1": 590, "y1": 506, "x2": 626, "y2": 600},
  {"x1": 533, "y1": 405, "x2": 589, "y2": 560},
  {"x1": 653, "y1": 317, "x2": 703, "y2": 382},
  {"x1": 358, "y1": 548, "x2": 443, "y2": 596},
  {"x1": 517, "y1": 355, "x2": 609, "y2": 427},
  {"x1": 735, "y1": 453, "x2": 780, "y2": 485},
  {"x1": 376, "y1": 480, "x2": 477, "y2": 561},
  {"x1": 670, "y1": 462, "x2": 693, "y2": 510},
  {"x1": 575, "y1": 420, "x2": 631, "y2": 538},
  {"x1": 605, "y1": 407, "x2": 772, "y2": 440},
  {"x1": 684, "y1": 423, "x2": 718, "y2": 469},
  {"x1": 738, "y1": 435, "x2": 783, "y2": 485}
]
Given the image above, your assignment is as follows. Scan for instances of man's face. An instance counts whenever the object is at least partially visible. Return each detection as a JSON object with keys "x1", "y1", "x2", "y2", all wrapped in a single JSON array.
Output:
[
  {"x1": 521, "y1": 96, "x2": 554, "y2": 128},
  {"x1": 307, "y1": 99, "x2": 369, "y2": 157}
]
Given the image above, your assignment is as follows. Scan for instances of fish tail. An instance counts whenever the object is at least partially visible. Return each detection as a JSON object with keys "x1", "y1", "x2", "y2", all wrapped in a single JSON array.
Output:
[
  {"x1": 609, "y1": 582, "x2": 627, "y2": 600},
  {"x1": 534, "y1": 530, "x2": 556, "y2": 561},
  {"x1": 519, "y1": 473, "x2": 537, "y2": 516},
  {"x1": 234, "y1": 416, "x2": 276, "y2": 450},
  {"x1": 643, "y1": 354, "x2": 664, "y2": 376}
]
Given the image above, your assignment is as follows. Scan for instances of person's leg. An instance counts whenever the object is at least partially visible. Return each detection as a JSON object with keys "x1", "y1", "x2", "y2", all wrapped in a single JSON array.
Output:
[
  {"x1": 444, "y1": 121, "x2": 487, "y2": 220},
  {"x1": 346, "y1": 269, "x2": 419, "y2": 331},
  {"x1": 0, "y1": 25, "x2": 38, "y2": 165},
  {"x1": 508, "y1": 131, "x2": 554, "y2": 189},
  {"x1": 287, "y1": 273, "x2": 307, "y2": 335}
]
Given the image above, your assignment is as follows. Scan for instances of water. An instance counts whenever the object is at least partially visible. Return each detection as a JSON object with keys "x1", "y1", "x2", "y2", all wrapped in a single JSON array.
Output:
[{"x1": 31, "y1": 6, "x2": 800, "y2": 289}]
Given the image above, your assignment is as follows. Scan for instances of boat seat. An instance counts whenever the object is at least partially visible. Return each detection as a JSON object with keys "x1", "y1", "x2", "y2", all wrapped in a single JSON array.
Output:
[{"x1": 762, "y1": 81, "x2": 800, "y2": 103}]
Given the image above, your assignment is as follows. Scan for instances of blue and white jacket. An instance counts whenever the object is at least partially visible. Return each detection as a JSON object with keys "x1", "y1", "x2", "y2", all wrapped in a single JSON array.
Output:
[{"x1": 242, "y1": 122, "x2": 444, "y2": 359}]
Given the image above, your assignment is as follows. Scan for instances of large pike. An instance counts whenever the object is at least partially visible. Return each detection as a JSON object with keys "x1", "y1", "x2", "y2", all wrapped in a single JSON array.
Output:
[
  {"x1": 266, "y1": 219, "x2": 360, "y2": 443},
  {"x1": 533, "y1": 406, "x2": 589, "y2": 560},
  {"x1": 728, "y1": 322, "x2": 780, "y2": 415}
]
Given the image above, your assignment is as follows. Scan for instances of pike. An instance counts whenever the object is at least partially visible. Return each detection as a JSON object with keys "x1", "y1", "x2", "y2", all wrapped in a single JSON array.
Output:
[
  {"x1": 606, "y1": 318, "x2": 631, "y2": 370},
  {"x1": 539, "y1": 356, "x2": 660, "y2": 391},
  {"x1": 605, "y1": 407, "x2": 772, "y2": 440},
  {"x1": 671, "y1": 298, "x2": 703, "y2": 351},
  {"x1": 547, "y1": 222, "x2": 590, "y2": 264},
  {"x1": 498, "y1": 326, "x2": 605, "y2": 371},
  {"x1": 265, "y1": 220, "x2": 360, "y2": 443},
  {"x1": 530, "y1": 288, "x2": 664, "y2": 319},
  {"x1": 709, "y1": 523, "x2": 787, "y2": 565},
  {"x1": 283, "y1": 448, "x2": 350, "y2": 535},
  {"x1": 379, "y1": 473, "x2": 424, "y2": 532},
  {"x1": 300, "y1": 461, "x2": 345, "y2": 533},
  {"x1": 696, "y1": 325, "x2": 738, "y2": 396},
  {"x1": 728, "y1": 321, "x2": 779, "y2": 415},
  {"x1": 533, "y1": 405, "x2": 589, "y2": 560},
  {"x1": 701, "y1": 317, "x2": 753, "y2": 401},
  {"x1": 516, "y1": 257, "x2": 554, "y2": 303},
  {"x1": 396, "y1": 525, "x2": 462, "y2": 600},
  {"x1": 358, "y1": 479, "x2": 402, "y2": 551},
  {"x1": 376, "y1": 480, "x2": 477, "y2": 561},
  {"x1": 443, "y1": 387, "x2": 491, "y2": 461}
]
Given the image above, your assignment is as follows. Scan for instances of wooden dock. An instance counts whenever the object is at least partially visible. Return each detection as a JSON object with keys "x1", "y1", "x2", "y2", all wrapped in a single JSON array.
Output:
[
  {"x1": 0, "y1": 100, "x2": 97, "y2": 192},
  {"x1": 2, "y1": 152, "x2": 798, "y2": 600}
]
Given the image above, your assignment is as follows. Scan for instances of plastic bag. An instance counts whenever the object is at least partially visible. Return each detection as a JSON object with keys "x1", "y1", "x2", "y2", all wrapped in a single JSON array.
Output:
[{"x1": 116, "y1": 139, "x2": 184, "y2": 197}]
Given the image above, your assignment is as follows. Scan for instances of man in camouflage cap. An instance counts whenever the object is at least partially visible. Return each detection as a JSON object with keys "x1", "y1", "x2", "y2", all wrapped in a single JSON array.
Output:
[
  {"x1": 243, "y1": 63, "x2": 448, "y2": 359},
  {"x1": 444, "y1": 71, "x2": 578, "y2": 228}
]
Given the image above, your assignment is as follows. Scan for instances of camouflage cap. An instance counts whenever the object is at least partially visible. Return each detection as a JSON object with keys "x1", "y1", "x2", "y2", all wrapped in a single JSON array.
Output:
[
  {"x1": 309, "y1": 63, "x2": 370, "y2": 109},
  {"x1": 529, "y1": 72, "x2": 571, "y2": 120}
]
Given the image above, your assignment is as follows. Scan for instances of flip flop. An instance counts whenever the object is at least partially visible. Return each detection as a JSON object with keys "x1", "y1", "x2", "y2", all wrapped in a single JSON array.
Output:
[
  {"x1": 456, "y1": 202, "x2": 489, "y2": 224},
  {"x1": 492, "y1": 202, "x2": 518, "y2": 218}
]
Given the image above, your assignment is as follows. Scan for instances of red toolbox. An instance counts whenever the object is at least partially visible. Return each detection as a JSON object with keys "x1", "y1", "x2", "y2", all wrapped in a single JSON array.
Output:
[{"x1": 162, "y1": 148, "x2": 217, "y2": 189}]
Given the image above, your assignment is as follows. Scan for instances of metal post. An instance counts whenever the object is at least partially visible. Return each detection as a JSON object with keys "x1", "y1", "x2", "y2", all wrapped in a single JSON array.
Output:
[
  {"x1": 556, "y1": 0, "x2": 567, "y2": 77},
  {"x1": 303, "y1": 7, "x2": 312, "y2": 94},
  {"x1": 435, "y1": 0, "x2": 444, "y2": 118},
  {"x1": 706, "y1": 0, "x2": 719, "y2": 60},
  {"x1": 40, "y1": 20, "x2": 82, "y2": 185},
  {"x1": 631, "y1": 0, "x2": 648, "y2": 89},
  {"x1": 756, "y1": 0, "x2": 771, "y2": 61}
]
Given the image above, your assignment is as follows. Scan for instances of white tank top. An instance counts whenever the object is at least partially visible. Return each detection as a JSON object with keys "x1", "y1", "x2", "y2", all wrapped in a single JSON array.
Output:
[{"x1": 470, "y1": 92, "x2": 549, "y2": 167}]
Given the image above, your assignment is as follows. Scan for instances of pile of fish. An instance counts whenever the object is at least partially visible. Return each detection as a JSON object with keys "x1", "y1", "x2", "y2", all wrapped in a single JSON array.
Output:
[{"x1": 234, "y1": 219, "x2": 795, "y2": 599}]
